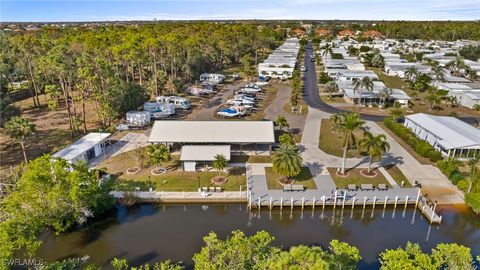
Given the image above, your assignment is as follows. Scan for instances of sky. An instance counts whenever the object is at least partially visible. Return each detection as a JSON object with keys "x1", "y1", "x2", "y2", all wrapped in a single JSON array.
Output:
[{"x1": 1, "y1": 0, "x2": 479, "y2": 22}]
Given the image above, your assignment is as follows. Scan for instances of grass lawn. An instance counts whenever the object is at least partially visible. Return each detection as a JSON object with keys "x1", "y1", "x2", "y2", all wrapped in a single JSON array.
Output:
[
  {"x1": 98, "y1": 147, "x2": 246, "y2": 192},
  {"x1": 265, "y1": 167, "x2": 317, "y2": 190},
  {"x1": 319, "y1": 119, "x2": 364, "y2": 158},
  {"x1": 282, "y1": 99, "x2": 309, "y2": 115},
  {"x1": 384, "y1": 165, "x2": 412, "y2": 187},
  {"x1": 320, "y1": 95, "x2": 345, "y2": 104},
  {"x1": 376, "y1": 122, "x2": 433, "y2": 165},
  {"x1": 230, "y1": 155, "x2": 272, "y2": 163},
  {"x1": 327, "y1": 167, "x2": 391, "y2": 189},
  {"x1": 369, "y1": 67, "x2": 405, "y2": 89},
  {"x1": 114, "y1": 169, "x2": 246, "y2": 192}
]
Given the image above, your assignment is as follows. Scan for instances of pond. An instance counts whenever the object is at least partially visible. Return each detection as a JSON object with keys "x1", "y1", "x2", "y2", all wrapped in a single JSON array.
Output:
[{"x1": 36, "y1": 204, "x2": 480, "y2": 269}]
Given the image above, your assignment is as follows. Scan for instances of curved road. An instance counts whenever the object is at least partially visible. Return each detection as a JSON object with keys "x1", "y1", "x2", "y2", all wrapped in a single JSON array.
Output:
[{"x1": 302, "y1": 41, "x2": 477, "y2": 124}]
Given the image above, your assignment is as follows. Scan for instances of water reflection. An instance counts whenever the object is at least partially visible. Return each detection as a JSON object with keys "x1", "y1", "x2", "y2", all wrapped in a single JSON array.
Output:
[{"x1": 36, "y1": 204, "x2": 480, "y2": 270}]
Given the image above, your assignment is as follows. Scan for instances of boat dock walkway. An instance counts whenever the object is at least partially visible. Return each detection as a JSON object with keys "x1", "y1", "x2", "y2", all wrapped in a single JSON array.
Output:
[
  {"x1": 110, "y1": 190, "x2": 247, "y2": 203},
  {"x1": 245, "y1": 164, "x2": 442, "y2": 224}
]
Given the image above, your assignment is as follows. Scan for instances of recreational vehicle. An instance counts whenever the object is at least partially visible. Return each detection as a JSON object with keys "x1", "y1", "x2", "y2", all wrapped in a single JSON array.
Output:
[
  {"x1": 199, "y1": 73, "x2": 225, "y2": 84},
  {"x1": 143, "y1": 102, "x2": 175, "y2": 118},
  {"x1": 126, "y1": 111, "x2": 151, "y2": 127},
  {"x1": 155, "y1": 96, "x2": 191, "y2": 110}
]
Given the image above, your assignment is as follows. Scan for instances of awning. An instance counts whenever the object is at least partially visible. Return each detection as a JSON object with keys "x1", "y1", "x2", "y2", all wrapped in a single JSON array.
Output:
[{"x1": 180, "y1": 145, "x2": 231, "y2": 161}]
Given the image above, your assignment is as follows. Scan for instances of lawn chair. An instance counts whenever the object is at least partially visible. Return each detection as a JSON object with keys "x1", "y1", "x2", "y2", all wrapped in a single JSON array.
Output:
[
  {"x1": 377, "y1": 184, "x2": 388, "y2": 191},
  {"x1": 361, "y1": 184, "x2": 374, "y2": 191},
  {"x1": 347, "y1": 184, "x2": 357, "y2": 191}
]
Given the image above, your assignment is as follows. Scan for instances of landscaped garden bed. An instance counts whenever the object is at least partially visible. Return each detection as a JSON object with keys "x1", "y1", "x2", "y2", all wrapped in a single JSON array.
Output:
[
  {"x1": 265, "y1": 167, "x2": 317, "y2": 190},
  {"x1": 327, "y1": 167, "x2": 391, "y2": 189}
]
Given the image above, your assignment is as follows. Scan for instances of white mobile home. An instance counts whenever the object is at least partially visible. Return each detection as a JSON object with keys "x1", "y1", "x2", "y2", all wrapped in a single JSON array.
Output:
[
  {"x1": 404, "y1": 113, "x2": 480, "y2": 160},
  {"x1": 53, "y1": 133, "x2": 111, "y2": 164}
]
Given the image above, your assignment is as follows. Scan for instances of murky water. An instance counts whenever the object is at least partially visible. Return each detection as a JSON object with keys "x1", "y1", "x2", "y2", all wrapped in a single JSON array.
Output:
[{"x1": 36, "y1": 204, "x2": 480, "y2": 269}]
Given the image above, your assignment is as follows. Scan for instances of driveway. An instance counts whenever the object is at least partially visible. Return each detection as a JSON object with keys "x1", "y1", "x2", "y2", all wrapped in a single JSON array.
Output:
[{"x1": 299, "y1": 106, "x2": 464, "y2": 204}]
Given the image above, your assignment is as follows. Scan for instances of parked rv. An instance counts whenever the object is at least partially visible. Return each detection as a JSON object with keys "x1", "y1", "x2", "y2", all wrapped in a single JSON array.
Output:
[
  {"x1": 155, "y1": 96, "x2": 190, "y2": 109},
  {"x1": 143, "y1": 102, "x2": 175, "y2": 118},
  {"x1": 126, "y1": 111, "x2": 151, "y2": 127},
  {"x1": 199, "y1": 73, "x2": 225, "y2": 84}
]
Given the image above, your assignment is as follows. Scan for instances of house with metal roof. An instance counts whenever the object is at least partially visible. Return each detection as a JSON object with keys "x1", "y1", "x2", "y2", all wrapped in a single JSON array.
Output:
[
  {"x1": 53, "y1": 132, "x2": 111, "y2": 164},
  {"x1": 404, "y1": 113, "x2": 480, "y2": 160},
  {"x1": 148, "y1": 121, "x2": 275, "y2": 170}
]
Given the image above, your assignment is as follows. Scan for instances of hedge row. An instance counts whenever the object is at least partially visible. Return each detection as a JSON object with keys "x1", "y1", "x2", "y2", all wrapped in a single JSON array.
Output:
[{"x1": 383, "y1": 118, "x2": 442, "y2": 162}]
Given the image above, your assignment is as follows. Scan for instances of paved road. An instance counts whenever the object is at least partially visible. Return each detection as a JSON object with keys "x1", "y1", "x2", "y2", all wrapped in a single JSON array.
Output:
[{"x1": 302, "y1": 41, "x2": 477, "y2": 125}]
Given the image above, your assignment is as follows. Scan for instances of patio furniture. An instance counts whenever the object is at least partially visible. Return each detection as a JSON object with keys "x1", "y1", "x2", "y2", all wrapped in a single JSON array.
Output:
[
  {"x1": 378, "y1": 184, "x2": 388, "y2": 190},
  {"x1": 283, "y1": 184, "x2": 292, "y2": 192},
  {"x1": 291, "y1": 185, "x2": 304, "y2": 191},
  {"x1": 208, "y1": 187, "x2": 215, "y2": 192},
  {"x1": 215, "y1": 187, "x2": 223, "y2": 192},
  {"x1": 201, "y1": 187, "x2": 208, "y2": 192},
  {"x1": 361, "y1": 184, "x2": 374, "y2": 191},
  {"x1": 347, "y1": 184, "x2": 357, "y2": 191}
]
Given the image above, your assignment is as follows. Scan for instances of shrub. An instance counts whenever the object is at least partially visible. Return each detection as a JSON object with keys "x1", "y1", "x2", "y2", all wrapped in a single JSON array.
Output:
[
  {"x1": 450, "y1": 171, "x2": 466, "y2": 185},
  {"x1": 383, "y1": 117, "x2": 441, "y2": 163},
  {"x1": 457, "y1": 180, "x2": 469, "y2": 193},
  {"x1": 465, "y1": 193, "x2": 480, "y2": 214}
]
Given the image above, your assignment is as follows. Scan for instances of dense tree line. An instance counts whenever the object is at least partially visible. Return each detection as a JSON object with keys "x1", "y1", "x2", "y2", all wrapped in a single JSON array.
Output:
[
  {"x1": 0, "y1": 156, "x2": 114, "y2": 265},
  {"x1": 314, "y1": 21, "x2": 480, "y2": 41},
  {"x1": 40, "y1": 231, "x2": 478, "y2": 270},
  {"x1": 0, "y1": 22, "x2": 285, "y2": 131}
]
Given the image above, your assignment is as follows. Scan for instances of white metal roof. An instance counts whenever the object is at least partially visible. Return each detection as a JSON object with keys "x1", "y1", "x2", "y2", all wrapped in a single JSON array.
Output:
[
  {"x1": 53, "y1": 132, "x2": 111, "y2": 161},
  {"x1": 180, "y1": 145, "x2": 231, "y2": 161},
  {"x1": 405, "y1": 113, "x2": 480, "y2": 149},
  {"x1": 148, "y1": 121, "x2": 275, "y2": 144}
]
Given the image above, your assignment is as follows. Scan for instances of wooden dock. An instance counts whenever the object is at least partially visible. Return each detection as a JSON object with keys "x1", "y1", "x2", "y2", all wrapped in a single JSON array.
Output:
[{"x1": 246, "y1": 189, "x2": 442, "y2": 224}]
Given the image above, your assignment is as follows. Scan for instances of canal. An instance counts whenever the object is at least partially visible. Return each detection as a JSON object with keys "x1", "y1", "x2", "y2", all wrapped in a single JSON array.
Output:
[{"x1": 36, "y1": 204, "x2": 480, "y2": 269}]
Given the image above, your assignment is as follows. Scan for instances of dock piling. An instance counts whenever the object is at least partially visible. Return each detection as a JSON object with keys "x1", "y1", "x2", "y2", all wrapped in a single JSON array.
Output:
[
  {"x1": 342, "y1": 192, "x2": 346, "y2": 209},
  {"x1": 415, "y1": 189, "x2": 421, "y2": 208},
  {"x1": 258, "y1": 197, "x2": 261, "y2": 208},
  {"x1": 312, "y1": 197, "x2": 316, "y2": 210},
  {"x1": 302, "y1": 197, "x2": 305, "y2": 210},
  {"x1": 280, "y1": 197, "x2": 283, "y2": 210},
  {"x1": 291, "y1": 197, "x2": 294, "y2": 210}
]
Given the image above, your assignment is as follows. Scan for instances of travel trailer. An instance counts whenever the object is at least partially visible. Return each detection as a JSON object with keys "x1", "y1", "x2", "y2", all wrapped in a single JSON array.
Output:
[
  {"x1": 143, "y1": 102, "x2": 175, "y2": 118},
  {"x1": 199, "y1": 73, "x2": 225, "y2": 84},
  {"x1": 155, "y1": 96, "x2": 190, "y2": 109},
  {"x1": 126, "y1": 111, "x2": 151, "y2": 127}
]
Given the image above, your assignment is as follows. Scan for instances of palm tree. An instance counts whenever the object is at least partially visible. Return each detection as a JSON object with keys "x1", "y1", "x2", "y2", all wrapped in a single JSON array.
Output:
[
  {"x1": 358, "y1": 132, "x2": 390, "y2": 173},
  {"x1": 330, "y1": 112, "x2": 365, "y2": 175},
  {"x1": 432, "y1": 65, "x2": 445, "y2": 82},
  {"x1": 425, "y1": 92, "x2": 441, "y2": 111},
  {"x1": 212, "y1": 154, "x2": 228, "y2": 176},
  {"x1": 473, "y1": 104, "x2": 480, "y2": 126},
  {"x1": 446, "y1": 57, "x2": 467, "y2": 76},
  {"x1": 389, "y1": 108, "x2": 404, "y2": 122},
  {"x1": 378, "y1": 88, "x2": 392, "y2": 108},
  {"x1": 324, "y1": 81, "x2": 339, "y2": 99},
  {"x1": 275, "y1": 116, "x2": 289, "y2": 131},
  {"x1": 404, "y1": 66, "x2": 418, "y2": 81},
  {"x1": 4, "y1": 116, "x2": 35, "y2": 164},
  {"x1": 322, "y1": 43, "x2": 333, "y2": 59},
  {"x1": 467, "y1": 155, "x2": 479, "y2": 194},
  {"x1": 146, "y1": 144, "x2": 171, "y2": 171},
  {"x1": 272, "y1": 144, "x2": 302, "y2": 180},
  {"x1": 353, "y1": 77, "x2": 374, "y2": 105}
]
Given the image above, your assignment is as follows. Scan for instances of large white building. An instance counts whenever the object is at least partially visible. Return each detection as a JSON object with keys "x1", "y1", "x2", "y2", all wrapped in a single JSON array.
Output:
[
  {"x1": 404, "y1": 113, "x2": 480, "y2": 160},
  {"x1": 258, "y1": 38, "x2": 300, "y2": 79},
  {"x1": 148, "y1": 121, "x2": 275, "y2": 171}
]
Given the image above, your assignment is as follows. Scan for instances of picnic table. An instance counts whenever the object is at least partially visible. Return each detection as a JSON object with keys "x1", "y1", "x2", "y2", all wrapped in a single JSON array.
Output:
[{"x1": 347, "y1": 184, "x2": 357, "y2": 191}]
